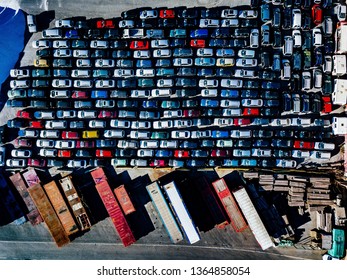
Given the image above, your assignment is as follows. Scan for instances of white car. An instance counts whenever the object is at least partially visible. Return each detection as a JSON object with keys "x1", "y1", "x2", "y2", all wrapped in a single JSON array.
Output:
[
  {"x1": 73, "y1": 80, "x2": 93, "y2": 88},
  {"x1": 135, "y1": 69, "x2": 155, "y2": 77},
  {"x1": 139, "y1": 140, "x2": 159, "y2": 149},
  {"x1": 137, "y1": 149, "x2": 154, "y2": 157},
  {"x1": 71, "y1": 69, "x2": 91, "y2": 78},
  {"x1": 269, "y1": 118, "x2": 291, "y2": 126},
  {"x1": 153, "y1": 120, "x2": 173, "y2": 129},
  {"x1": 45, "y1": 120, "x2": 67, "y2": 129},
  {"x1": 55, "y1": 140, "x2": 75, "y2": 149},
  {"x1": 10, "y1": 69, "x2": 30, "y2": 79},
  {"x1": 95, "y1": 59, "x2": 115, "y2": 67},
  {"x1": 114, "y1": 69, "x2": 134, "y2": 78},
  {"x1": 310, "y1": 151, "x2": 331, "y2": 159},
  {"x1": 52, "y1": 40, "x2": 70, "y2": 48},
  {"x1": 220, "y1": 100, "x2": 240, "y2": 108},
  {"x1": 291, "y1": 118, "x2": 311, "y2": 127},
  {"x1": 221, "y1": 9, "x2": 238, "y2": 18},
  {"x1": 162, "y1": 110, "x2": 182, "y2": 118},
  {"x1": 11, "y1": 149, "x2": 32, "y2": 158},
  {"x1": 221, "y1": 79, "x2": 243, "y2": 88},
  {"x1": 157, "y1": 79, "x2": 173, "y2": 87},
  {"x1": 53, "y1": 49, "x2": 72, "y2": 57},
  {"x1": 199, "y1": 79, "x2": 218, "y2": 88},
  {"x1": 292, "y1": 150, "x2": 310, "y2": 158},
  {"x1": 10, "y1": 80, "x2": 30, "y2": 89},
  {"x1": 239, "y1": 10, "x2": 258, "y2": 18},
  {"x1": 89, "y1": 120, "x2": 106, "y2": 128},
  {"x1": 197, "y1": 48, "x2": 214, "y2": 57},
  {"x1": 118, "y1": 140, "x2": 138, "y2": 149},
  {"x1": 237, "y1": 49, "x2": 255, "y2": 58},
  {"x1": 129, "y1": 131, "x2": 151, "y2": 139},
  {"x1": 95, "y1": 80, "x2": 115, "y2": 88},
  {"x1": 314, "y1": 142, "x2": 335, "y2": 150},
  {"x1": 118, "y1": 20, "x2": 135, "y2": 28},
  {"x1": 234, "y1": 69, "x2": 256, "y2": 78},
  {"x1": 276, "y1": 159, "x2": 297, "y2": 168},
  {"x1": 110, "y1": 120, "x2": 130, "y2": 128},
  {"x1": 233, "y1": 149, "x2": 251, "y2": 157},
  {"x1": 252, "y1": 149, "x2": 271, "y2": 157},
  {"x1": 52, "y1": 79, "x2": 72, "y2": 88},
  {"x1": 153, "y1": 49, "x2": 171, "y2": 58},
  {"x1": 139, "y1": 10, "x2": 158, "y2": 19},
  {"x1": 39, "y1": 148, "x2": 58, "y2": 157},
  {"x1": 160, "y1": 140, "x2": 178, "y2": 148},
  {"x1": 171, "y1": 130, "x2": 190, "y2": 139},
  {"x1": 236, "y1": 58, "x2": 258, "y2": 67},
  {"x1": 230, "y1": 130, "x2": 252, "y2": 138},
  {"x1": 32, "y1": 40, "x2": 51, "y2": 48},
  {"x1": 151, "y1": 39, "x2": 169, "y2": 48},
  {"x1": 133, "y1": 50, "x2": 151, "y2": 58},
  {"x1": 6, "y1": 159, "x2": 27, "y2": 168},
  {"x1": 40, "y1": 130, "x2": 60, "y2": 138},
  {"x1": 73, "y1": 50, "x2": 90, "y2": 58},
  {"x1": 201, "y1": 89, "x2": 218, "y2": 97},
  {"x1": 222, "y1": 108, "x2": 242, "y2": 116},
  {"x1": 337, "y1": 4, "x2": 347, "y2": 21},
  {"x1": 36, "y1": 139, "x2": 55, "y2": 148},
  {"x1": 241, "y1": 99, "x2": 263, "y2": 107},
  {"x1": 67, "y1": 160, "x2": 88, "y2": 168},
  {"x1": 199, "y1": 19, "x2": 220, "y2": 27}
]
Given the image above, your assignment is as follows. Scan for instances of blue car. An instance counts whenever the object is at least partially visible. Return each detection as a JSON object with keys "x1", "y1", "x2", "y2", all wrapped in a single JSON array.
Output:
[
  {"x1": 142, "y1": 100, "x2": 158, "y2": 108},
  {"x1": 136, "y1": 60, "x2": 152, "y2": 68},
  {"x1": 211, "y1": 130, "x2": 229, "y2": 138},
  {"x1": 190, "y1": 29, "x2": 208, "y2": 38},
  {"x1": 197, "y1": 68, "x2": 214, "y2": 77},
  {"x1": 155, "y1": 150, "x2": 173, "y2": 157},
  {"x1": 65, "y1": 30, "x2": 79, "y2": 39},
  {"x1": 223, "y1": 159, "x2": 239, "y2": 167},
  {"x1": 186, "y1": 159, "x2": 206, "y2": 167},
  {"x1": 200, "y1": 99, "x2": 219, "y2": 107},
  {"x1": 260, "y1": 4, "x2": 271, "y2": 22},
  {"x1": 221, "y1": 89, "x2": 239, "y2": 98},
  {"x1": 241, "y1": 159, "x2": 257, "y2": 167},
  {"x1": 91, "y1": 90, "x2": 108, "y2": 98}
]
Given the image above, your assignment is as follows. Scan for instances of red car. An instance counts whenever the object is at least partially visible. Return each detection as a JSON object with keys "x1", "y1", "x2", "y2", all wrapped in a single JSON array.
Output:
[
  {"x1": 96, "y1": 19, "x2": 115, "y2": 28},
  {"x1": 243, "y1": 108, "x2": 260, "y2": 116},
  {"x1": 190, "y1": 39, "x2": 205, "y2": 48},
  {"x1": 29, "y1": 120, "x2": 44, "y2": 129},
  {"x1": 28, "y1": 158, "x2": 47, "y2": 167},
  {"x1": 98, "y1": 110, "x2": 114, "y2": 118},
  {"x1": 58, "y1": 150, "x2": 72, "y2": 158},
  {"x1": 233, "y1": 118, "x2": 251, "y2": 126},
  {"x1": 16, "y1": 110, "x2": 32, "y2": 119},
  {"x1": 293, "y1": 141, "x2": 314, "y2": 150},
  {"x1": 210, "y1": 149, "x2": 231, "y2": 157},
  {"x1": 14, "y1": 139, "x2": 32, "y2": 148},
  {"x1": 322, "y1": 96, "x2": 332, "y2": 113},
  {"x1": 72, "y1": 91, "x2": 88, "y2": 99},
  {"x1": 159, "y1": 9, "x2": 175, "y2": 18},
  {"x1": 183, "y1": 109, "x2": 201, "y2": 117},
  {"x1": 130, "y1": 40, "x2": 149, "y2": 50},
  {"x1": 174, "y1": 150, "x2": 190, "y2": 158},
  {"x1": 149, "y1": 159, "x2": 167, "y2": 167},
  {"x1": 96, "y1": 149, "x2": 113, "y2": 158},
  {"x1": 76, "y1": 141, "x2": 95, "y2": 148},
  {"x1": 312, "y1": 4, "x2": 323, "y2": 25},
  {"x1": 62, "y1": 131, "x2": 79, "y2": 139}
]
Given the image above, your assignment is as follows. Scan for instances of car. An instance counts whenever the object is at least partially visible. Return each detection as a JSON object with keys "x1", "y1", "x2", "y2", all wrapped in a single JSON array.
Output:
[
  {"x1": 337, "y1": 4, "x2": 347, "y2": 21},
  {"x1": 67, "y1": 160, "x2": 88, "y2": 168},
  {"x1": 39, "y1": 148, "x2": 58, "y2": 157},
  {"x1": 32, "y1": 40, "x2": 52, "y2": 49},
  {"x1": 6, "y1": 159, "x2": 27, "y2": 168},
  {"x1": 129, "y1": 40, "x2": 149, "y2": 50},
  {"x1": 276, "y1": 159, "x2": 297, "y2": 168},
  {"x1": 310, "y1": 151, "x2": 331, "y2": 159},
  {"x1": 260, "y1": 4, "x2": 270, "y2": 22},
  {"x1": 312, "y1": 4, "x2": 323, "y2": 25}
]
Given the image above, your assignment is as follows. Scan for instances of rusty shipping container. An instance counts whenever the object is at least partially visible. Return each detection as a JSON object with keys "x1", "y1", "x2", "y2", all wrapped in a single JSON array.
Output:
[
  {"x1": 43, "y1": 181, "x2": 79, "y2": 235},
  {"x1": 59, "y1": 176, "x2": 91, "y2": 231},
  {"x1": 9, "y1": 173, "x2": 43, "y2": 225},
  {"x1": 22, "y1": 168, "x2": 40, "y2": 188},
  {"x1": 212, "y1": 178, "x2": 248, "y2": 232},
  {"x1": 90, "y1": 167, "x2": 107, "y2": 185},
  {"x1": 114, "y1": 185, "x2": 136, "y2": 215},
  {"x1": 95, "y1": 181, "x2": 135, "y2": 247},
  {"x1": 28, "y1": 184, "x2": 69, "y2": 247}
]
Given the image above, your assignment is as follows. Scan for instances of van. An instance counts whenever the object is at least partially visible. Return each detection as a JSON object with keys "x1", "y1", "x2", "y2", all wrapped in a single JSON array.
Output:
[
  {"x1": 283, "y1": 36, "x2": 293, "y2": 56},
  {"x1": 42, "y1": 29, "x2": 63, "y2": 38},
  {"x1": 82, "y1": 130, "x2": 100, "y2": 139},
  {"x1": 292, "y1": 9, "x2": 301, "y2": 29},
  {"x1": 332, "y1": 55, "x2": 347, "y2": 76},
  {"x1": 281, "y1": 59, "x2": 291, "y2": 80},
  {"x1": 250, "y1": 29, "x2": 259, "y2": 48}
]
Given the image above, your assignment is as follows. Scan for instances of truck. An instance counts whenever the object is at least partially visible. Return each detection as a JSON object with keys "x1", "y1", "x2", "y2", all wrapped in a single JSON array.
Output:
[
  {"x1": 162, "y1": 181, "x2": 201, "y2": 244},
  {"x1": 0, "y1": 172, "x2": 26, "y2": 225},
  {"x1": 22, "y1": 168, "x2": 40, "y2": 188},
  {"x1": 28, "y1": 184, "x2": 70, "y2": 247},
  {"x1": 94, "y1": 180, "x2": 135, "y2": 247},
  {"x1": 114, "y1": 185, "x2": 136, "y2": 215},
  {"x1": 59, "y1": 176, "x2": 91, "y2": 231},
  {"x1": 232, "y1": 187, "x2": 274, "y2": 250},
  {"x1": 9, "y1": 172, "x2": 43, "y2": 225},
  {"x1": 146, "y1": 182, "x2": 184, "y2": 243},
  {"x1": 332, "y1": 55, "x2": 347, "y2": 76},
  {"x1": 332, "y1": 79, "x2": 347, "y2": 105},
  {"x1": 194, "y1": 176, "x2": 229, "y2": 229},
  {"x1": 43, "y1": 181, "x2": 79, "y2": 235},
  {"x1": 335, "y1": 22, "x2": 347, "y2": 54},
  {"x1": 212, "y1": 178, "x2": 248, "y2": 232}
]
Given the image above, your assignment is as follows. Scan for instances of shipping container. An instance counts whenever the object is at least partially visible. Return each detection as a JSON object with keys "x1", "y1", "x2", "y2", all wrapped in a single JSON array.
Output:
[
  {"x1": 194, "y1": 176, "x2": 229, "y2": 228},
  {"x1": 28, "y1": 184, "x2": 70, "y2": 247},
  {"x1": 146, "y1": 182, "x2": 184, "y2": 243},
  {"x1": 162, "y1": 181, "x2": 200, "y2": 244},
  {"x1": 233, "y1": 187, "x2": 274, "y2": 250},
  {"x1": 22, "y1": 168, "x2": 40, "y2": 188},
  {"x1": 114, "y1": 185, "x2": 136, "y2": 215},
  {"x1": 95, "y1": 181, "x2": 135, "y2": 247},
  {"x1": 59, "y1": 176, "x2": 91, "y2": 231},
  {"x1": 0, "y1": 173, "x2": 26, "y2": 225},
  {"x1": 43, "y1": 181, "x2": 79, "y2": 235},
  {"x1": 90, "y1": 167, "x2": 107, "y2": 185},
  {"x1": 9, "y1": 173, "x2": 43, "y2": 225},
  {"x1": 212, "y1": 178, "x2": 248, "y2": 232}
]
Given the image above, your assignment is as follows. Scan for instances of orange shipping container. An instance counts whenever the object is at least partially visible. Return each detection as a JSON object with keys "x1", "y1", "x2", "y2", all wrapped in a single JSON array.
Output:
[
  {"x1": 43, "y1": 181, "x2": 79, "y2": 236},
  {"x1": 28, "y1": 184, "x2": 69, "y2": 247},
  {"x1": 114, "y1": 185, "x2": 136, "y2": 215}
]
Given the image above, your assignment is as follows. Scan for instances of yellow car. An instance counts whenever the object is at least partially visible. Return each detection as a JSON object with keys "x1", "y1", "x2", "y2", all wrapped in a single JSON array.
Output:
[
  {"x1": 216, "y1": 58, "x2": 235, "y2": 67},
  {"x1": 82, "y1": 130, "x2": 99, "y2": 139},
  {"x1": 34, "y1": 59, "x2": 49, "y2": 67}
]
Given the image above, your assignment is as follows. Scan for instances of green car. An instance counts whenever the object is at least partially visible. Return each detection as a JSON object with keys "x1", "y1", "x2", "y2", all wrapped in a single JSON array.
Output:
[
  {"x1": 151, "y1": 132, "x2": 169, "y2": 140},
  {"x1": 303, "y1": 50, "x2": 311, "y2": 69},
  {"x1": 169, "y1": 29, "x2": 186, "y2": 38},
  {"x1": 161, "y1": 100, "x2": 180, "y2": 109},
  {"x1": 31, "y1": 69, "x2": 51, "y2": 78},
  {"x1": 36, "y1": 48, "x2": 51, "y2": 58},
  {"x1": 138, "y1": 78, "x2": 155, "y2": 88}
]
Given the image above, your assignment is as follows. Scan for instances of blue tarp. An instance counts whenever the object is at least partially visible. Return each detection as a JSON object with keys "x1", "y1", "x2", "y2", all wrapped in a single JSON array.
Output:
[{"x1": 0, "y1": 6, "x2": 26, "y2": 87}]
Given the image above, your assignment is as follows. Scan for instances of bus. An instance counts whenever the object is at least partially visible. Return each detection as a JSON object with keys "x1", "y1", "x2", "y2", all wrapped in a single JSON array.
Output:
[
  {"x1": 146, "y1": 182, "x2": 184, "y2": 244},
  {"x1": 162, "y1": 181, "x2": 200, "y2": 244}
]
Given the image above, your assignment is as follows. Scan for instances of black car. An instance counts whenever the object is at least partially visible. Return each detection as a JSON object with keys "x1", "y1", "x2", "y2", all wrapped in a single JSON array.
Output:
[
  {"x1": 292, "y1": 51, "x2": 302, "y2": 71},
  {"x1": 200, "y1": 8, "x2": 220, "y2": 18},
  {"x1": 284, "y1": 0, "x2": 293, "y2": 7},
  {"x1": 323, "y1": 75, "x2": 333, "y2": 94},
  {"x1": 170, "y1": 39, "x2": 187, "y2": 47},
  {"x1": 231, "y1": 39, "x2": 248, "y2": 47},
  {"x1": 260, "y1": 52, "x2": 271, "y2": 68},
  {"x1": 115, "y1": 149, "x2": 136, "y2": 157},
  {"x1": 275, "y1": 130, "x2": 294, "y2": 138},
  {"x1": 314, "y1": 48, "x2": 323, "y2": 66},
  {"x1": 274, "y1": 150, "x2": 292, "y2": 158},
  {"x1": 234, "y1": 28, "x2": 250, "y2": 38},
  {"x1": 104, "y1": 29, "x2": 119, "y2": 39},
  {"x1": 55, "y1": 101, "x2": 72, "y2": 109},
  {"x1": 211, "y1": 28, "x2": 230, "y2": 38},
  {"x1": 197, "y1": 68, "x2": 214, "y2": 77},
  {"x1": 261, "y1": 108, "x2": 280, "y2": 116},
  {"x1": 302, "y1": 31, "x2": 312, "y2": 50},
  {"x1": 182, "y1": 18, "x2": 198, "y2": 27},
  {"x1": 323, "y1": 0, "x2": 332, "y2": 8},
  {"x1": 253, "y1": 130, "x2": 273, "y2": 139},
  {"x1": 283, "y1": 93, "x2": 292, "y2": 111},
  {"x1": 294, "y1": 0, "x2": 302, "y2": 7},
  {"x1": 302, "y1": 12, "x2": 312, "y2": 30},
  {"x1": 178, "y1": 8, "x2": 199, "y2": 18},
  {"x1": 250, "y1": 0, "x2": 260, "y2": 8},
  {"x1": 241, "y1": 90, "x2": 258, "y2": 98},
  {"x1": 121, "y1": 9, "x2": 139, "y2": 19},
  {"x1": 234, "y1": 140, "x2": 252, "y2": 147},
  {"x1": 282, "y1": 8, "x2": 291, "y2": 30},
  {"x1": 324, "y1": 40, "x2": 334, "y2": 54},
  {"x1": 240, "y1": 19, "x2": 258, "y2": 28},
  {"x1": 216, "y1": 68, "x2": 232, "y2": 77},
  {"x1": 91, "y1": 50, "x2": 109, "y2": 58},
  {"x1": 244, "y1": 80, "x2": 259, "y2": 89},
  {"x1": 312, "y1": 94, "x2": 321, "y2": 113},
  {"x1": 273, "y1": 30, "x2": 282, "y2": 48},
  {"x1": 177, "y1": 67, "x2": 197, "y2": 76},
  {"x1": 138, "y1": 19, "x2": 157, "y2": 28},
  {"x1": 157, "y1": 19, "x2": 177, "y2": 28},
  {"x1": 84, "y1": 29, "x2": 102, "y2": 39},
  {"x1": 261, "y1": 90, "x2": 279, "y2": 99},
  {"x1": 209, "y1": 39, "x2": 232, "y2": 47},
  {"x1": 301, "y1": 0, "x2": 311, "y2": 10},
  {"x1": 112, "y1": 50, "x2": 131, "y2": 58},
  {"x1": 111, "y1": 40, "x2": 128, "y2": 49}
]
